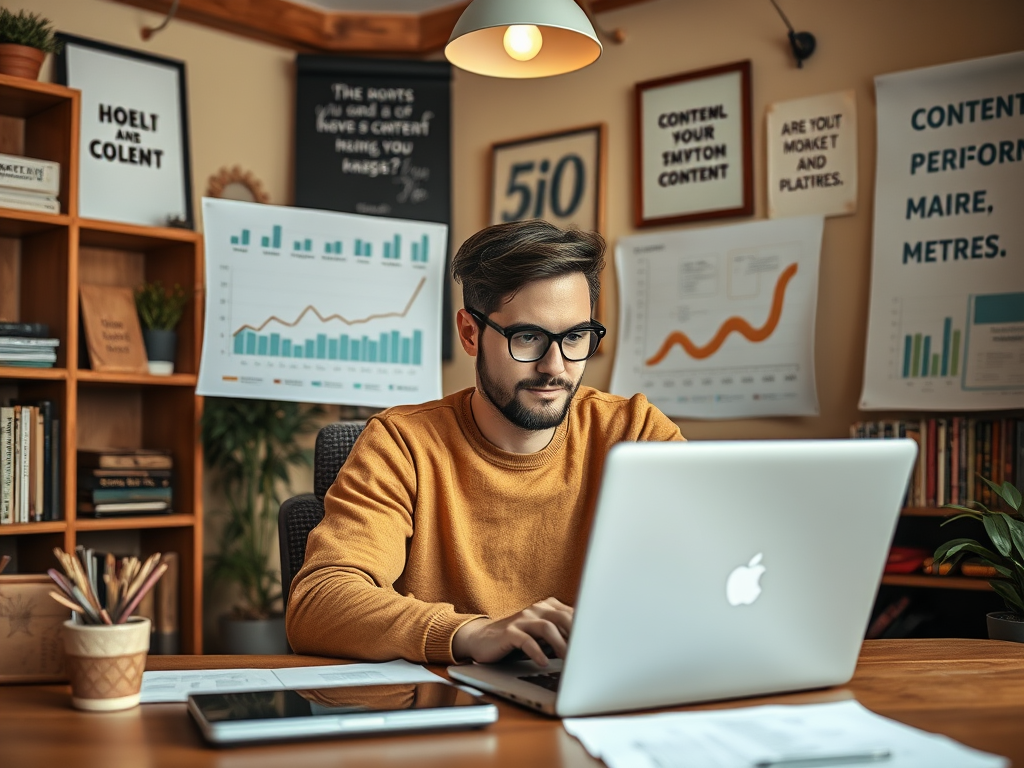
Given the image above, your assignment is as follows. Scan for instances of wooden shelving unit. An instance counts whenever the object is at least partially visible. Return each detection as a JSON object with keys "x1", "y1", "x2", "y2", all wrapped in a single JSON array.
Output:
[{"x1": 0, "y1": 74, "x2": 204, "y2": 653}]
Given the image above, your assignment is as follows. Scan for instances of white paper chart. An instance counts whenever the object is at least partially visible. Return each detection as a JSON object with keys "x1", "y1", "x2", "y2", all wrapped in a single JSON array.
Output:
[
  {"x1": 197, "y1": 198, "x2": 446, "y2": 407},
  {"x1": 860, "y1": 51, "x2": 1024, "y2": 410},
  {"x1": 610, "y1": 216, "x2": 823, "y2": 419}
]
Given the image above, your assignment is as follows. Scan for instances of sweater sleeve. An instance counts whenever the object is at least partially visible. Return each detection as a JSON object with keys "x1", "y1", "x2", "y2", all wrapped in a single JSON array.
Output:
[
  {"x1": 285, "y1": 417, "x2": 483, "y2": 664},
  {"x1": 633, "y1": 393, "x2": 686, "y2": 442}
]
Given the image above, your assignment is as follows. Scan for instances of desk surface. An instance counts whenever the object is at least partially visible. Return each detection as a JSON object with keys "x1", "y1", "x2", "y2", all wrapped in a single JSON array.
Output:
[{"x1": 2, "y1": 639, "x2": 1022, "y2": 767}]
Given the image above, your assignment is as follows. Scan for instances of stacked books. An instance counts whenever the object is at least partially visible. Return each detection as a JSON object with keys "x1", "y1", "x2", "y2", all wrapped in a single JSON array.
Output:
[
  {"x1": 0, "y1": 152, "x2": 61, "y2": 214},
  {"x1": 0, "y1": 322, "x2": 60, "y2": 368},
  {"x1": 77, "y1": 448, "x2": 174, "y2": 516},
  {"x1": 851, "y1": 417, "x2": 1023, "y2": 509},
  {"x1": 0, "y1": 401, "x2": 61, "y2": 523}
]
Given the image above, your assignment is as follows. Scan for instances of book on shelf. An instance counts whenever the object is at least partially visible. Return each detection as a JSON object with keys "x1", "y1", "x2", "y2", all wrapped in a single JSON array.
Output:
[
  {"x1": 77, "y1": 448, "x2": 173, "y2": 470},
  {"x1": 0, "y1": 402, "x2": 61, "y2": 523},
  {"x1": 0, "y1": 322, "x2": 50, "y2": 339},
  {"x1": 77, "y1": 499, "x2": 171, "y2": 516},
  {"x1": 153, "y1": 551, "x2": 179, "y2": 654},
  {"x1": 77, "y1": 468, "x2": 172, "y2": 491},
  {"x1": 0, "y1": 152, "x2": 60, "y2": 195},
  {"x1": 0, "y1": 189, "x2": 59, "y2": 214},
  {"x1": 851, "y1": 416, "x2": 1021, "y2": 509},
  {"x1": 80, "y1": 486, "x2": 172, "y2": 504},
  {"x1": 0, "y1": 336, "x2": 60, "y2": 368}
]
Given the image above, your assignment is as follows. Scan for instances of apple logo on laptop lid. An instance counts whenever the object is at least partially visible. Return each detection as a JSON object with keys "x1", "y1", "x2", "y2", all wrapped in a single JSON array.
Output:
[{"x1": 726, "y1": 553, "x2": 766, "y2": 606}]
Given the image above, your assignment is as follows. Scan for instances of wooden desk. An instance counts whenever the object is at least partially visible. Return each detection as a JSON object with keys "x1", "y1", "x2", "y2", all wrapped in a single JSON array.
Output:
[{"x1": 2, "y1": 639, "x2": 1022, "y2": 767}]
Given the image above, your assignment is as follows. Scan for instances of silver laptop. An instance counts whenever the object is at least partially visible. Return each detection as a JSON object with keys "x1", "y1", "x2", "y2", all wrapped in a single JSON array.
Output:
[{"x1": 448, "y1": 439, "x2": 917, "y2": 717}]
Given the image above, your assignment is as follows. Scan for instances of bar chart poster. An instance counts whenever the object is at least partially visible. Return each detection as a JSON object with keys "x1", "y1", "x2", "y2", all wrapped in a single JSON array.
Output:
[
  {"x1": 610, "y1": 216, "x2": 823, "y2": 419},
  {"x1": 197, "y1": 198, "x2": 447, "y2": 407},
  {"x1": 861, "y1": 51, "x2": 1024, "y2": 410}
]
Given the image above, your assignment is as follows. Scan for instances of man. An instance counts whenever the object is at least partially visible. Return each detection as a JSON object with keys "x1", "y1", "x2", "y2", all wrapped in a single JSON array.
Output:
[{"x1": 287, "y1": 220, "x2": 683, "y2": 666}]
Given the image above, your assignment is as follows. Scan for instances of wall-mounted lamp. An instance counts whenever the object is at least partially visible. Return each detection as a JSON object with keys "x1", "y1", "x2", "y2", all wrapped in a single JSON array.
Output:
[
  {"x1": 769, "y1": 0, "x2": 816, "y2": 69},
  {"x1": 445, "y1": 0, "x2": 603, "y2": 79}
]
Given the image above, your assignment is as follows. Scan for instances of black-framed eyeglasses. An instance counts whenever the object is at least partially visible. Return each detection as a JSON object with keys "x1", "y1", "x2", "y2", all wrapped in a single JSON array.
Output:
[{"x1": 467, "y1": 308, "x2": 606, "y2": 363}]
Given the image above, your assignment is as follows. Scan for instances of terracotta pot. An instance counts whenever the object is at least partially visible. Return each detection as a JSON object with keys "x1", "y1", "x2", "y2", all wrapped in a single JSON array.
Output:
[
  {"x1": 0, "y1": 44, "x2": 46, "y2": 80},
  {"x1": 987, "y1": 611, "x2": 1024, "y2": 643}
]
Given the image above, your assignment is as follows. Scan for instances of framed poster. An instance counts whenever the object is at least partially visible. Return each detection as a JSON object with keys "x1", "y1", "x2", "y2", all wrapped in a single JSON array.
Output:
[
  {"x1": 634, "y1": 61, "x2": 752, "y2": 228},
  {"x1": 489, "y1": 124, "x2": 606, "y2": 233},
  {"x1": 55, "y1": 34, "x2": 193, "y2": 229},
  {"x1": 0, "y1": 575, "x2": 71, "y2": 683}
]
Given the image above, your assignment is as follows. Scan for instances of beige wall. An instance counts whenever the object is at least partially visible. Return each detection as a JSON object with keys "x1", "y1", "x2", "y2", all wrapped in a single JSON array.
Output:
[
  {"x1": 20, "y1": 0, "x2": 1022, "y2": 642},
  {"x1": 24, "y1": 0, "x2": 1024, "y2": 441}
]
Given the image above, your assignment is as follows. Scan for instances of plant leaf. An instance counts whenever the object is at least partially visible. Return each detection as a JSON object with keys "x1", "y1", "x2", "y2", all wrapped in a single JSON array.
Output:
[
  {"x1": 1004, "y1": 516, "x2": 1024, "y2": 563},
  {"x1": 983, "y1": 513, "x2": 1014, "y2": 557},
  {"x1": 934, "y1": 539, "x2": 1001, "y2": 564},
  {"x1": 990, "y1": 580, "x2": 1024, "y2": 614},
  {"x1": 980, "y1": 476, "x2": 1022, "y2": 512},
  {"x1": 939, "y1": 512, "x2": 983, "y2": 527}
]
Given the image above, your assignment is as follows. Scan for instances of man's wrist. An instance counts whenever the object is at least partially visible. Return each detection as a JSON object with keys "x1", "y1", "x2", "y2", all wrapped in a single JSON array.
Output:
[{"x1": 452, "y1": 616, "x2": 488, "y2": 661}]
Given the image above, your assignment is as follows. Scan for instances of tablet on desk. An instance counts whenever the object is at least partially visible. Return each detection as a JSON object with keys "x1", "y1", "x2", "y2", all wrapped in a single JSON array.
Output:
[{"x1": 188, "y1": 681, "x2": 498, "y2": 745}]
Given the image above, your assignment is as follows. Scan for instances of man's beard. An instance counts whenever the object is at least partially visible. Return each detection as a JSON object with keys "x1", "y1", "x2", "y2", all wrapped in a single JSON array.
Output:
[{"x1": 477, "y1": 344, "x2": 582, "y2": 431}]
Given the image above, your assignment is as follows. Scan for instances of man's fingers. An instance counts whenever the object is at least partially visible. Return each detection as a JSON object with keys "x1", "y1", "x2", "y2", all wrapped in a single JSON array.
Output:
[
  {"x1": 510, "y1": 629, "x2": 550, "y2": 667},
  {"x1": 519, "y1": 619, "x2": 569, "y2": 659}
]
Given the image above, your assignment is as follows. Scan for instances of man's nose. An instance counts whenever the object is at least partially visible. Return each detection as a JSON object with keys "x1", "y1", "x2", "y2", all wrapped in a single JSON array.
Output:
[{"x1": 535, "y1": 339, "x2": 566, "y2": 375}]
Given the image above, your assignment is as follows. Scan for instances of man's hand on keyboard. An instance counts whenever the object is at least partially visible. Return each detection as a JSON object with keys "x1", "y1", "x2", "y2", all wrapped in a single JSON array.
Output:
[{"x1": 452, "y1": 597, "x2": 573, "y2": 667}]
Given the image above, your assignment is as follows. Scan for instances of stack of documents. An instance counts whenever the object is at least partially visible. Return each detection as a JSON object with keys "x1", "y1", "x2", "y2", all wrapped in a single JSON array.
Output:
[
  {"x1": 140, "y1": 659, "x2": 447, "y2": 703},
  {"x1": 564, "y1": 700, "x2": 1007, "y2": 768}
]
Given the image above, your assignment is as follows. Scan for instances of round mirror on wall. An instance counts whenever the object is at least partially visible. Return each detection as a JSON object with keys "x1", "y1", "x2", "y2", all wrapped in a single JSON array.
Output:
[{"x1": 206, "y1": 166, "x2": 270, "y2": 204}]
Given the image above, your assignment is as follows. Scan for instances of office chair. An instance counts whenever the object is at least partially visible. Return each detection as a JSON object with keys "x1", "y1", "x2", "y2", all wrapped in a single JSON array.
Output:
[{"x1": 278, "y1": 421, "x2": 366, "y2": 604}]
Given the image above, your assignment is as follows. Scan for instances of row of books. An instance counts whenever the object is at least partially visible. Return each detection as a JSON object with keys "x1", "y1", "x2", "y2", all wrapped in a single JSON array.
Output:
[
  {"x1": 0, "y1": 402, "x2": 60, "y2": 524},
  {"x1": 0, "y1": 152, "x2": 60, "y2": 214},
  {"x1": 77, "y1": 449, "x2": 174, "y2": 517},
  {"x1": 77, "y1": 545, "x2": 181, "y2": 654},
  {"x1": 850, "y1": 418, "x2": 1024, "y2": 509}
]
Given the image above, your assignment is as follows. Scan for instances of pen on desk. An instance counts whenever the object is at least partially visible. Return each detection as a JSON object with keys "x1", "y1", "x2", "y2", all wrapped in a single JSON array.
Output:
[{"x1": 755, "y1": 749, "x2": 891, "y2": 768}]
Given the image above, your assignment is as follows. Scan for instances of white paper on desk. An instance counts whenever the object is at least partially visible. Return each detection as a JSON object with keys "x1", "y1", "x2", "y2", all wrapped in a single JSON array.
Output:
[
  {"x1": 564, "y1": 701, "x2": 1008, "y2": 768},
  {"x1": 141, "y1": 660, "x2": 446, "y2": 703}
]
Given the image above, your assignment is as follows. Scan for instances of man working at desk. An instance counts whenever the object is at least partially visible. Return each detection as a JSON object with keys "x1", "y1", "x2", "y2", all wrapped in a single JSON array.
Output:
[{"x1": 287, "y1": 220, "x2": 683, "y2": 667}]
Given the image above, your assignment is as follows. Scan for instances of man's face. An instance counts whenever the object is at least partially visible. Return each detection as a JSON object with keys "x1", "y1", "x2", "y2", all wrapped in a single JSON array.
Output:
[{"x1": 475, "y1": 273, "x2": 593, "y2": 431}]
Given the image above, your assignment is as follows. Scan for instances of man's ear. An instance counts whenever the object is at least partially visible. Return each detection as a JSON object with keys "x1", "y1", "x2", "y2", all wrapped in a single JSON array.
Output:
[{"x1": 456, "y1": 308, "x2": 479, "y2": 357}]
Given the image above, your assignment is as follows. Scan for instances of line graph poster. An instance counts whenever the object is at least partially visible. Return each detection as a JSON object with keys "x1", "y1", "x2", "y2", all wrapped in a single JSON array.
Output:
[
  {"x1": 197, "y1": 198, "x2": 446, "y2": 407},
  {"x1": 860, "y1": 51, "x2": 1024, "y2": 410},
  {"x1": 610, "y1": 216, "x2": 823, "y2": 419}
]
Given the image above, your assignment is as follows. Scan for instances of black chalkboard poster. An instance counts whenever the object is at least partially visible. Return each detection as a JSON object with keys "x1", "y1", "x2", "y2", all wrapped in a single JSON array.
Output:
[{"x1": 295, "y1": 56, "x2": 453, "y2": 358}]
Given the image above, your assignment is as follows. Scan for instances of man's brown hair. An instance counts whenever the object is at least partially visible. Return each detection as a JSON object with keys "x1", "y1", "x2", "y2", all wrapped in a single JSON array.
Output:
[{"x1": 451, "y1": 219, "x2": 605, "y2": 315}]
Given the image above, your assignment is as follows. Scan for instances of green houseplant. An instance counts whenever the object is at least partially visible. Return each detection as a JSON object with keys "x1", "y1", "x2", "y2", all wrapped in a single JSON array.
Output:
[
  {"x1": 0, "y1": 9, "x2": 63, "y2": 80},
  {"x1": 134, "y1": 281, "x2": 190, "y2": 376},
  {"x1": 934, "y1": 477, "x2": 1024, "y2": 642},
  {"x1": 201, "y1": 397, "x2": 321, "y2": 653}
]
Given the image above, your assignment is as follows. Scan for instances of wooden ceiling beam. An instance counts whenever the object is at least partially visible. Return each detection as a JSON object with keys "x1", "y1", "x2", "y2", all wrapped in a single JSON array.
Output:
[{"x1": 107, "y1": 0, "x2": 652, "y2": 54}]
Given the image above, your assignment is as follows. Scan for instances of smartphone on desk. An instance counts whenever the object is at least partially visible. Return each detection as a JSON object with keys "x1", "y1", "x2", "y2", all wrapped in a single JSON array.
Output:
[{"x1": 188, "y1": 681, "x2": 498, "y2": 746}]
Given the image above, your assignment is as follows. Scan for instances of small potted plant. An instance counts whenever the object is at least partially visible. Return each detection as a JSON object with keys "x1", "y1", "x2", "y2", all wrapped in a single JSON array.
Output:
[
  {"x1": 0, "y1": 9, "x2": 62, "y2": 80},
  {"x1": 934, "y1": 477, "x2": 1024, "y2": 642},
  {"x1": 201, "y1": 397, "x2": 322, "y2": 653},
  {"x1": 134, "y1": 281, "x2": 189, "y2": 376}
]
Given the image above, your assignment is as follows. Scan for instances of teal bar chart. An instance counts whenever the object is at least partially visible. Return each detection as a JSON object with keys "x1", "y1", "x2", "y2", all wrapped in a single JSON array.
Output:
[{"x1": 199, "y1": 198, "x2": 448, "y2": 408}]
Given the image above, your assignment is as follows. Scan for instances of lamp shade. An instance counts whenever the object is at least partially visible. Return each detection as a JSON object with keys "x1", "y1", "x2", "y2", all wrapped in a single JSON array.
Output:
[{"x1": 445, "y1": 0, "x2": 602, "y2": 79}]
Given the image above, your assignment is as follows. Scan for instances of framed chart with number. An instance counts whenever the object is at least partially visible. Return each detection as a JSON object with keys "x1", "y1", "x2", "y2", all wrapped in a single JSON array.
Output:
[{"x1": 489, "y1": 124, "x2": 605, "y2": 233}]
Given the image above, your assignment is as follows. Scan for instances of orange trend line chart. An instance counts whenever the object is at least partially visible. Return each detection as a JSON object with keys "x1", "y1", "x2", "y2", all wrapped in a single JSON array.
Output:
[
  {"x1": 610, "y1": 216, "x2": 824, "y2": 419},
  {"x1": 197, "y1": 198, "x2": 447, "y2": 407}
]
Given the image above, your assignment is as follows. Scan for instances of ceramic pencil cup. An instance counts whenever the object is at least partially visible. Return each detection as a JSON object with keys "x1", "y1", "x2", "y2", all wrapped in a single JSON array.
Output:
[{"x1": 63, "y1": 617, "x2": 151, "y2": 711}]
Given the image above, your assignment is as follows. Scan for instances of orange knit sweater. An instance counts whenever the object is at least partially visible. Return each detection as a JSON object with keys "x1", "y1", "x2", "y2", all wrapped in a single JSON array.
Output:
[{"x1": 286, "y1": 386, "x2": 683, "y2": 664}]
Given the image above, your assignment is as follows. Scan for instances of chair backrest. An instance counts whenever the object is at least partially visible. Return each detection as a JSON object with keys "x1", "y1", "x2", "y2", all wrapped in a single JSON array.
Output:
[{"x1": 279, "y1": 421, "x2": 366, "y2": 603}]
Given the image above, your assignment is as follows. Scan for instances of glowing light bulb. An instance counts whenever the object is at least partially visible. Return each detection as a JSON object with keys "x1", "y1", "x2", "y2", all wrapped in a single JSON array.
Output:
[{"x1": 503, "y1": 25, "x2": 543, "y2": 62}]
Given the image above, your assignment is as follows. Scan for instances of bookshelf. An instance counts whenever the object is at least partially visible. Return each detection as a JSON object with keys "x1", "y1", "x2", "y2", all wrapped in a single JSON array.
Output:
[
  {"x1": 859, "y1": 414, "x2": 1022, "y2": 638},
  {"x1": 0, "y1": 75, "x2": 204, "y2": 653}
]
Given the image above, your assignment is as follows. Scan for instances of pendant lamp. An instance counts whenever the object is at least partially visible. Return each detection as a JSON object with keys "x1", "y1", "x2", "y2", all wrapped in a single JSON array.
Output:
[{"x1": 445, "y1": 0, "x2": 603, "y2": 79}]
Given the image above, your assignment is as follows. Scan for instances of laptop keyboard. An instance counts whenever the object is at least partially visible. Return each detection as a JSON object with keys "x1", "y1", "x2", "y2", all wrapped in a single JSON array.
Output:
[{"x1": 519, "y1": 671, "x2": 562, "y2": 692}]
